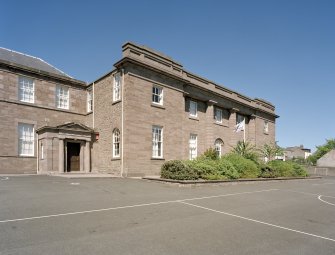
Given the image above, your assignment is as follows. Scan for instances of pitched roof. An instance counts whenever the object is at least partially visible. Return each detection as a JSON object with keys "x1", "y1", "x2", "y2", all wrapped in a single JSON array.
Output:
[{"x1": 0, "y1": 47, "x2": 71, "y2": 78}]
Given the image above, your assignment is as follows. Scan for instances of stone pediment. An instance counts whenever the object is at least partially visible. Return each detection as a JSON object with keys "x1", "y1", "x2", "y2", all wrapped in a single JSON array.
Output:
[
  {"x1": 56, "y1": 122, "x2": 93, "y2": 132},
  {"x1": 36, "y1": 122, "x2": 94, "y2": 134}
]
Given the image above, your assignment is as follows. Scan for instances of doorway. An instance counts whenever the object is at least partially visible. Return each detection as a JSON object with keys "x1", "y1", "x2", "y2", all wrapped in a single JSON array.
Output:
[{"x1": 66, "y1": 142, "x2": 80, "y2": 172}]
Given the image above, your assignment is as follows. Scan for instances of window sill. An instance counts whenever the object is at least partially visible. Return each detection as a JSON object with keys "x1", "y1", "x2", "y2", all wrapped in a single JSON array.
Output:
[
  {"x1": 18, "y1": 155, "x2": 36, "y2": 158},
  {"x1": 189, "y1": 116, "x2": 199, "y2": 121},
  {"x1": 112, "y1": 100, "x2": 121, "y2": 105},
  {"x1": 263, "y1": 132, "x2": 269, "y2": 135},
  {"x1": 111, "y1": 157, "x2": 121, "y2": 161},
  {"x1": 151, "y1": 157, "x2": 165, "y2": 160},
  {"x1": 214, "y1": 122, "x2": 229, "y2": 127},
  {"x1": 151, "y1": 103, "x2": 165, "y2": 109}
]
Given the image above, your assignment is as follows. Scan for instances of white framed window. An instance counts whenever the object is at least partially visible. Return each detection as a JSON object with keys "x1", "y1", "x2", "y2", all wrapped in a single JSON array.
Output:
[
  {"x1": 18, "y1": 123, "x2": 34, "y2": 156},
  {"x1": 236, "y1": 114, "x2": 245, "y2": 125},
  {"x1": 19, "y1": 76, "x2": 34, "y2": 103},
  {"x1": 87, "y1": 90, "x2": 93, "y2": 112},
  {"x1": 152, "y1": 86, "x2": 163, "y2": 105},
  {"x1": 152, "y1": 126, "x2": 163, "y2": 158},
  {"x1": 264, "y1": 121, "x2": 269, "y2": 134},
  {"x1": 215, "y1": 139, "x2": 223, "y2": 157},
  {"x1": 113, "y1": 73, "x2": 121, "y2": 102},
  {"x1": 215, "y1": 108, "x2": 223, "y2": 123},
  {"x1": 56, "y1": 85, "x2": 69, "y2": 109},
  {"x1": 189, "y1": 100, "x2": 197, "y2": 117},
  {"x1": 189, "y1": 134, "x2": 197, "y2": 160},
  {"x1": 113, "y1": 129, "x2": 120, "y2": 157},
  {"x1": 41, "y1": 143, "x2": 44, "y2": 160}
]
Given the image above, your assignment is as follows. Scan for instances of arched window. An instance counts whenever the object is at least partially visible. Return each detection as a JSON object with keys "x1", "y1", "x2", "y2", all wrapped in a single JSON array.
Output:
[
  {"x1": 113, "y1": 129, "x2": 120, "y2": 157},
  {"x1": 214, "y1": 139, "x2": 223, "y2": 157}
]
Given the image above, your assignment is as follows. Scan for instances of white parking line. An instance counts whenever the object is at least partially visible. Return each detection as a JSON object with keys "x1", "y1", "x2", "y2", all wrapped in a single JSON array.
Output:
[
  {"x1": 318, "y1": 195, "x2": 335, "y2": 206},
  {"x1": 179, "y1": 201, "x2": 335, "y2": 243},
  {"x1": 0, "y1": 189, "x2": 277, "y2": 224}
]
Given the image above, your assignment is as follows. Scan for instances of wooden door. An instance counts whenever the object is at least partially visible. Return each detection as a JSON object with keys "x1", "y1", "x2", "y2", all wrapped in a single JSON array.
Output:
[{"x1": 67, "y1": 142, "x2": 80, "y2": 172}]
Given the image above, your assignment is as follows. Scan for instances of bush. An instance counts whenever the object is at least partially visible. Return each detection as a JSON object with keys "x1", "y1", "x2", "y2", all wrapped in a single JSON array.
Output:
[
  {"x1": 259, "y1": 163, "x2": 281, "y2": 178},
  {"x1": 185, "y1": 159, "x2": 217, "y2": 179},
  {"x1": 161, "y1": 160, "x2": 198, "y2": 180},
  {"x1": 201, "y1": 148, "x2": 219, "y2": 160},
  {"x1": 267, "y1": 160, "x2": 308, "y2": 177},
  {"x1": 223, "y1": 154, "x2": 260, "y2": 178},
  {"x1": 291, "y1": 162, "x2": 308, "y2": 177},
  {"x1": 216, "y1": 159, "x2": 239, "y2": 179}
]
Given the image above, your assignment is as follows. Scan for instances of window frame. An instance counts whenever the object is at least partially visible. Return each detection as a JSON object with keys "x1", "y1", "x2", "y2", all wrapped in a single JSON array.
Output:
[
  {"x1": 87, "y1": 90, "x2": 93, "y2": 112},
  {"x1": 56, "y1": 85, "x2": 69, "y2": 109},
  {"x1": 236, "y1": 113, "x2": 245, "y2": 125},
  {"x1": 214, "y1": 139, "x2": 223, "y2": 157},
  {"x1": 152, "y1": 126, "x2": 163, "y2": 158},
  {"x1": 18, "y1": 76, "x2": 35, "y2": 103},
  {"x1": 152, "y1": 85, "x2": 163, "y2": 105},
  {"x1": 113, "y1": 129, "x2": 120, "y2": 158},
  {"x1": 113, "y1": 73, "x2": 121, "y2": 102},
  {"x1": 189, "y1": 134, "x2": 198, "y2": 160},
  {"x1": 214, "y1": 107, "x2": 223, "y2": 123},
  {"x1": 189, "y1": 100, "x2": 198, "y2": 117},
  {"x1": 264, "y1": 120, "x2": 269, "y2": 134},
  {"x1": 18, "y1": 123, "x2": 35, "y2": 157}
]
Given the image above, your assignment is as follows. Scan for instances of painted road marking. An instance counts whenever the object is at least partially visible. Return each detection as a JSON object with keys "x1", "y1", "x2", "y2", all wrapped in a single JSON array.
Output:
[
  {"x1": 179, "y1": 201, "x2": 335, "y2": 243},
  {"x1": 318, "y1": 195, "x2": 335, "y2": 207},
  {"x1": 0, "y1": 189, "x2": 278, "y2": 224},
  {"x1": 0, "y1": 177, "x2": 9, "y2": 181}
]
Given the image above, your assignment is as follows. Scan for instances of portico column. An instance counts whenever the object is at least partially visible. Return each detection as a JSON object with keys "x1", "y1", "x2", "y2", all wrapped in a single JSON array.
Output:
[
  {"x1": 58, "y1": 139, "x2": 65, "y2": 173},
  {"x1": 84, "y1": 141, "x2": 90, "y2": 173}
]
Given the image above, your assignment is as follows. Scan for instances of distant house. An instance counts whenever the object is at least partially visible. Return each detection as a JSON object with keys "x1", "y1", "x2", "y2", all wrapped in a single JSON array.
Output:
[
  {"x1": 317, "y1": 150, "x2": 335, "y2": 168},
  {"x1": 284, "y1": 145, "x2": 311, "y2": 160}
]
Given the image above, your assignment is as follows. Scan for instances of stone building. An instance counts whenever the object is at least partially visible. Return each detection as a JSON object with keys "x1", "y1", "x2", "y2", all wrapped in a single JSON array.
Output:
[
  {"x1": 0, "y1": 42, "x2": 278, "y2": 176},
  {"x1": 284, "y1": 145, "x2": 311, "y2": 160}
]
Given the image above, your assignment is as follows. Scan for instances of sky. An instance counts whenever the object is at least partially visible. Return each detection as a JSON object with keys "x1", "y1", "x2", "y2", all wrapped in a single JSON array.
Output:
[{"x1": 1, "y1": 0, "x2": 334, "y2": 152}]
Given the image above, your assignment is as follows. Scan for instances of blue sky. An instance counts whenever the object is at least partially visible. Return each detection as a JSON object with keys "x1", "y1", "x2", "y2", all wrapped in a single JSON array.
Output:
[{"x1": 1, "y1": 0, "x2": 334, "y2": 151}]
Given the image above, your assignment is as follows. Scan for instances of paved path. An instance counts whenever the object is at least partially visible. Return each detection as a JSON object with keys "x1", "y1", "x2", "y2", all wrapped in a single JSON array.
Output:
[{"x1": 0, "y1": 175, "x2": 334, "y2": 254}]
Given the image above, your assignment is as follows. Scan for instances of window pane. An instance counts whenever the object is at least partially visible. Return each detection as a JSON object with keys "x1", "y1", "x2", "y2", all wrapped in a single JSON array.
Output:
[
  {"x1": 18, "y1": 123, "x2": 34, "y2": 156},
  {"x1": 152, "y1": 126, "x2": 163, "y2": 158},
  {"x1": 190, "y1": 101, "x2": 197, "y2": 117},
  {"x1": 19, "y1": 76, "x2": 34, "y2": 103}
]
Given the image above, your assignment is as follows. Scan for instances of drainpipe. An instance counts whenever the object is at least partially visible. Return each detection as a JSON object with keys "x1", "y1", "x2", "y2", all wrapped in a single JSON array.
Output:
[
  {"x1": 92, "y1": 82, "x2": 95, "y2": 129},
  {"x1": 120, "y1": 68, "x2": 125, "y2": 177},
  {"x1": 36, "y1": 133, "x2": 39, "y2": 174}
]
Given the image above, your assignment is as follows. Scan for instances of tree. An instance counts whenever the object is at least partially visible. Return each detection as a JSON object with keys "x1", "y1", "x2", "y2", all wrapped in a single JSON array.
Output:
[
  {"x1": 308, "y1": 139, "x2": 335, "y2": 165},
  {"x1": 258, "y1": 143, "x2": 283, "y2": 162},
  {"x1": 232, "y1": 141, "x2": 259, "y2": 162}
]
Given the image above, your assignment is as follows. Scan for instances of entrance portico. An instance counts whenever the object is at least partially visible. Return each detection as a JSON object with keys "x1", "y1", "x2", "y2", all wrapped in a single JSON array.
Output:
[{"x1": 37, "y1": 122, "x2": 94, "y2": 174}]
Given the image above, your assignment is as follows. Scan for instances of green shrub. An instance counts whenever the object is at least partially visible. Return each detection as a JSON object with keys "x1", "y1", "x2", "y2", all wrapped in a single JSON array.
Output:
[
  {"x1": 291, "y1": 162, "x2": 308, "y2": 177},
  {"x1": 267, "y1": 160, "x2": 308, "y2": 177},
  {"x1": 201, "y1": 148, "x2": 219, "y2": 160},
  {"x1": 267, "y1": 160, "x2": 293, "y2": 177},
  {"x1": 161, "y1": 160, "x2": 198, "y2": 180},
  {"x1": 185, "y1": 159, "x2": 217, "y2": 179},
  {"x1": 259, "y1": 163, "x2": 281, "y2": 178},
  {"x1": 216, "y1": 159, "x2": 239, "y2": 179},
  {"x1": 223, "y1": 154, "x2": 260, "y2": 178}
]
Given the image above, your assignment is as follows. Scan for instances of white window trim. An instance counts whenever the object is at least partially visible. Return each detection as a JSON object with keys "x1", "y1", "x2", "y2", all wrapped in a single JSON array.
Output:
[
  {"x1": 264, "y1": 121, "x2": 269, "y2": 134},
  {"x1": 113, "y1": 129, "x2": 120, "y2": 157},
  {"x1": 189, "y1": 134, "x2": 197, "y2": 160},
  {"x1": 87, "y1": 90, "x2": 93, "y2": 112},
  {"x1": 215, "y1": 139, "x2": 223, "y2": 157},
  {"x1": 152, "y1": 85, "x2": 163, "y2": 105},
  {"x1": 18, "y1": 76, "x2": 35, "y2": 103},
  {"x1": 152, "y1": 126, "x2": 163, "y2": 158},
  {"x1": 56, "y1": 85, "x2": 69, "y2": 109},
  {"x1": 215, "y1": 108, "x2": 223, "y2": 123},
  {"x1": 41, "y1": 143, "x2": 44, "y2": 160},
  {"x1": 189, "y1": 100, "x2": 197, "y2": 117},
  {"x1": 113, "y1": 73, "x2": 121, "y2": 102},
  {"x1": 18, "y1": 123, "x2": 35, "y2": 157}
]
